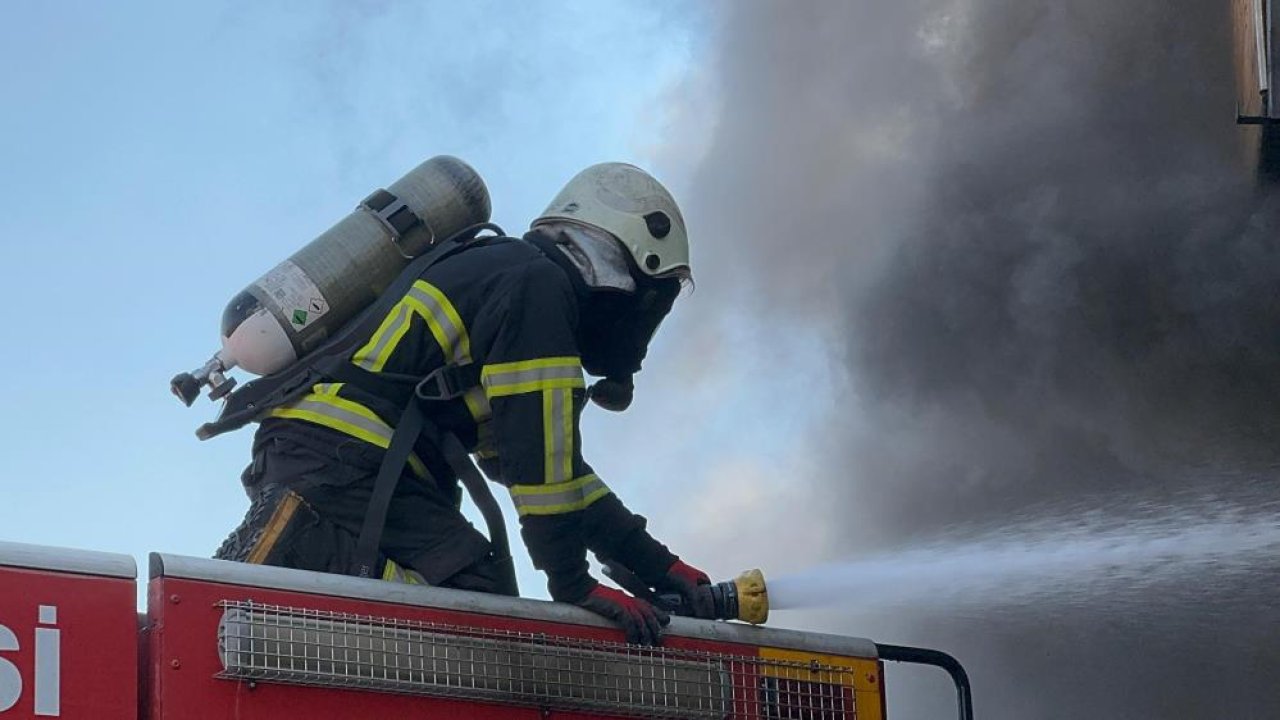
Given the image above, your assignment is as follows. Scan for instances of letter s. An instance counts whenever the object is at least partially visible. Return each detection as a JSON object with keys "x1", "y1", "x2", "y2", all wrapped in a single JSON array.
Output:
[{"x1": 0, "y1": 625, "x2": 20, "y2": 712}]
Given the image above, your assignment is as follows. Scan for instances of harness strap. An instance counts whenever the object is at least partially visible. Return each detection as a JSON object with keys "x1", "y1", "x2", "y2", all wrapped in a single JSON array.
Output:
[
  {"x1": 315, "y1": 359, "x2": 513, "y2": 590},
  {"x1": 350, "y1": 387, "x2": 518, "y2": 597},
  {"x1": 313, "y1": 360, "x2": 481, "y2": 408},
  {"x1": 361, "y1": 188, "x2": 430, "y2": 242},
  {"x1": 437, "y1": 431, "x2": 519, "y2": 596},
  {"x1": 353, "y1": 397, "x2": 427, "y2": 578}
]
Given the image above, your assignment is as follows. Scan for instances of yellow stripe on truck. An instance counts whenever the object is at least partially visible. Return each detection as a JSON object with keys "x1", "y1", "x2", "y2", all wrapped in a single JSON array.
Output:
[{"x1": 758, "y1": 647, "x2": 885, "y2": 720}]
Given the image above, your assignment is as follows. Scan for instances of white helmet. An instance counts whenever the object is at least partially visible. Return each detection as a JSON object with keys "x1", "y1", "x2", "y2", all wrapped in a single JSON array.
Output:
[{"x1": 533, "y1": 163, "x2": 690, "y2": 280}]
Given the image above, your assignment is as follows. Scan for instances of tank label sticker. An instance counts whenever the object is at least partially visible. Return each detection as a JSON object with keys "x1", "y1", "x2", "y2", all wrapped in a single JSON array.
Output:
[{"x1": 260, "y1": 260, "x2": 330, "y2": 331}]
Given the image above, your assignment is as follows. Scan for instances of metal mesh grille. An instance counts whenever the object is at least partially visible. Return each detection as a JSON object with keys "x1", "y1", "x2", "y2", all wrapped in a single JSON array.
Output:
[{"x1": 216, "y1": 601, "x2": 861, "y2": 720}]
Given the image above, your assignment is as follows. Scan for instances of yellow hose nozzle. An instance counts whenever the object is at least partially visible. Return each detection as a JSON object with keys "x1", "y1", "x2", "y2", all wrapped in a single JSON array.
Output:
[{"x1": 732, "y1": 568, "x2": 769, "y2": 625}]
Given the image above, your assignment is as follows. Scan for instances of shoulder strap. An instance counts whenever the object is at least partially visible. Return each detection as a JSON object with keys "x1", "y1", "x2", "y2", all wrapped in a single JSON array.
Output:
[
  {"x1": 437, "y1": 431, "x2": 519, "y2": 596},
  {"x1": 352, "y1": 397, "x2": 428, "y2": 579}
]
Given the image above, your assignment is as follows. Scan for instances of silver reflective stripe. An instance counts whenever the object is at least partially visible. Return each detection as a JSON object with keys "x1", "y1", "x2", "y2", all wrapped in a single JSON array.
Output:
[
  {"x1": 355, "y1": 303, "x2": 412, "y2": 371},
  {"x1": 510, "y1": 475, "x2": 609, "y2": 515},
  {"x1": 288, "y1": 398, "x2": 393, "y2": 445},
  {"x1": 548, "y1": 388, "x2": 570, "y2": 483},
  {"x1": 354, "y1": 282, "x2": 470, "y2": 371},
  {"x1": 407, "y1": 285, "x2": 469, "y2": 365},
  {"x1": 483, "y1": 363, "x2": 582, "y2": 393}
]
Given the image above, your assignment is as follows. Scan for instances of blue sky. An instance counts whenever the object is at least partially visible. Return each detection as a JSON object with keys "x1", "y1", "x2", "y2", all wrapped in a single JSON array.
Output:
[{"x1": 0, "y1": 1, "x2": 827, "y2": 601}]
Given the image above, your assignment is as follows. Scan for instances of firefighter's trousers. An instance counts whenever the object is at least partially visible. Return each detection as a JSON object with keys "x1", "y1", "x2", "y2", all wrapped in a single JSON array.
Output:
[{"x1": 214, "y1": 430, "x2": 504, "y2": 593}]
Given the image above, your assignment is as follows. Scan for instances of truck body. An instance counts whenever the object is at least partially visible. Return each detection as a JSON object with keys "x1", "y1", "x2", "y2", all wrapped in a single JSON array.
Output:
[{"x1": 0, "y1": 540, "x2": 969, "y2": 719}]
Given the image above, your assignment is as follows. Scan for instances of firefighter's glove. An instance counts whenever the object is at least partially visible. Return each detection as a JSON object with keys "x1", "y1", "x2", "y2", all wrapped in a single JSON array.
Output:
[
  {"x1": 576, "y1": 586, "x2": 670, "y2": 646},
  {"x1": 655, "y1": 560, "x2": 717, "y2": 620},
  {"x1": 588, "y1": 376, "x2": 633, "y2": 412}
]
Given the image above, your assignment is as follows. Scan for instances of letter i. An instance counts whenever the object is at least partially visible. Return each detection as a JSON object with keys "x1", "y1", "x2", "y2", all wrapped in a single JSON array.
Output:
[{"x1": 34, "y1": 606, "x2": 58, "y2": 717}]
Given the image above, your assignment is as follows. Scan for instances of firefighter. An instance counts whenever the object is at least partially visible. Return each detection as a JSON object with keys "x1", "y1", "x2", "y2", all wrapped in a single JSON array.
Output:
[{"x1": 215, "y1": 163, "x2": 713, "y2": 645}]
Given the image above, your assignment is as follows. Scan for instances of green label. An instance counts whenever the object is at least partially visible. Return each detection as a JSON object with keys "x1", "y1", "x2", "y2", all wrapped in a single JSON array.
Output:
[{"x1": 292, "y1": 309, "x2": 308, "y2": 326}]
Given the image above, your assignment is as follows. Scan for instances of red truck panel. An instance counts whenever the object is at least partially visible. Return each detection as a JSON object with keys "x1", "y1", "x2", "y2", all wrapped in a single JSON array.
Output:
[
  {"x1": 147, "y1": 575, "x2": 741, "y2": 720},
  {"x1": 143, "y1": 554, "x2": 889, "y2": 720},
  {"x1": 0, "y1": 551, "x2": 137, "y2": 719},
  {"x1": 0, "y1": 546, "x2": 956, "y2": 719}
]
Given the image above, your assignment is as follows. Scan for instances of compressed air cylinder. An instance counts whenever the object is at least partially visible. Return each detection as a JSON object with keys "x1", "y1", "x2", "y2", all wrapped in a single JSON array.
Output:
[{"x1": 218, "y1": 156, "x2": 490, "y2": 377}]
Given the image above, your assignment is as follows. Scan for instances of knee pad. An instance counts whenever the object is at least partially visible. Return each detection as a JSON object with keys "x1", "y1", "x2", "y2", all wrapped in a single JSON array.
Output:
[{"x1": 215, "y1": 484, "x2": 319, "y2": 566}]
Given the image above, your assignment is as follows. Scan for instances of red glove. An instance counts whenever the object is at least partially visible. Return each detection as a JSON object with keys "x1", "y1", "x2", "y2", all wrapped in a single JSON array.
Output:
[
  {"x1": 655, "y1": 560, "x2": 716, "y2": 619},
  {"x1": 576, "y1": 586, "x2": 670, "y2": 645}
]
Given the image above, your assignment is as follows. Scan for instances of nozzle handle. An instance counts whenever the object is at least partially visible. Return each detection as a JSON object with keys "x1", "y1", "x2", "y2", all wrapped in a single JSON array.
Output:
[{"x1": 599, "y1": 557, "x2": 658, "y2": 600}]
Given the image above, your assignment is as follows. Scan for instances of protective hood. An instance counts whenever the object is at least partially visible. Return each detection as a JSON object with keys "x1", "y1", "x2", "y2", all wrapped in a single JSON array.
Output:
[{"x1": 539, "y1": 221, "x2": 637, "y2": 294}]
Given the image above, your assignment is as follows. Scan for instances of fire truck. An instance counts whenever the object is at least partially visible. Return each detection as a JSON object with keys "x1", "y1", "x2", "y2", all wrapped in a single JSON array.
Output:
[{"x1": 0, "y1": 540, "x2": 972, "y2": 719}]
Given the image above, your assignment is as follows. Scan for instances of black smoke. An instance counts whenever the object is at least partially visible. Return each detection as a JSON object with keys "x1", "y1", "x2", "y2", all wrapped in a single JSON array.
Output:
[{"x1": 684, "y1": 1, "x2": 1280, "y2": 717}]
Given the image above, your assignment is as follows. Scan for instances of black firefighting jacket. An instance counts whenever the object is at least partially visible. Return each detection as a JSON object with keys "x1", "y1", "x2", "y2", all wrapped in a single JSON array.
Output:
[{"x1": 257, "y1": 231, "x2": 678, "y2": 601}]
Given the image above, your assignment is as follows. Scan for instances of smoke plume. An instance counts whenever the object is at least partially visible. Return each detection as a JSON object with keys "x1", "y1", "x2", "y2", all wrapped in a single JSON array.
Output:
[{"x1": 678, "y1": 1, "x2": 1280, "y2": 717}]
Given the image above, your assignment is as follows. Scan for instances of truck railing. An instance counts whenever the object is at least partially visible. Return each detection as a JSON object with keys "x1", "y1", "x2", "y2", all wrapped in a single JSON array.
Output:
[{"x1": 876, "y1": 643, "x2": 975, "y2": 720}]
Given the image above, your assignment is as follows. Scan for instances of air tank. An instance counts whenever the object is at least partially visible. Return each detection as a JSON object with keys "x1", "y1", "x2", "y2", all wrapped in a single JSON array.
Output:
[{"x1": 171, "y1": 156, "x2": 490, "y2": 405}]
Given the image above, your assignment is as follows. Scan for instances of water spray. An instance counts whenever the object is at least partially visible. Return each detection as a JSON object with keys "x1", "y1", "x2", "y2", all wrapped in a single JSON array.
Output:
[{"x1": 764, "y1": 501, "x2": 1280, "y2": 615}]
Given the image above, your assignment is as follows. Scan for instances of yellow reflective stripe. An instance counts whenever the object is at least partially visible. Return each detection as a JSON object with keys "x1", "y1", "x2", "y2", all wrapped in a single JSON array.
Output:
[
  {"x1": 484, "y1": 357, "x2": 581, "y2": 375},
  {"x1": 541, "y1": 387, "x2": 573, "y2": 483},
  {"x1": 413, "y1": 282, "x2": 472, "y2": 364},
  {"x1": 407, "y1": 454, "x2": 428, "y2": 479},
  {"x1": 474, "y1": 420, "x2": 496, "y2": 459},
  {"x1": 267, "y1": 389, "x2": 427, "y2": 478},
  {"x1": 462, "y1": 385, "x2": 496, "y2": 459},
  {"x1": 352, "y1": 281, "x2": 470, "y2": 371},
  {"x1": 482, "y1": 357, "x2": 584, "y2": 398},
  {"x1": 404, "y1": 295, "x2": 454, "y2": 364},
  {"x1": 542, "y1": 390, "x2": 554, "y2": 483},
  {"x1": 381, "y1": 559, "x2": 424, "y2": 585},
  {"x1": 487, "y1": 376, "x2": 584, "y2": 397},
  {"x1": 560, "y1": 388, "x2": 573, "y2": 483},
  {"x1": 462, "y1": 386, "x2": 491, "y2": 422},
  {"x1": 509, "y1": 474, "x2": 603, "y2": 497},
  {"x1": 509, "y1": 474, "x2": 611, "y2": 517},
  {"x1": 352, "y1": 303, "x2": 413, "y2": 372},
  {"x1": 540, "y1": 384, "x2": 570, "y2": 479},
  {"x1": 269, "y1": 405, "x2": 387, "y2": 449}
]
